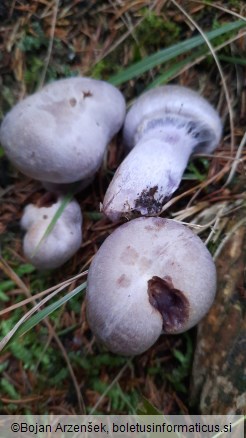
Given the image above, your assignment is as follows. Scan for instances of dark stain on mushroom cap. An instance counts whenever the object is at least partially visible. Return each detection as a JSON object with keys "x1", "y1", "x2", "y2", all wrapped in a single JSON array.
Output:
[
  {"x1": 82, "y1": 90, "x2": 93, "y2": 98},
  {"x1": 117, "y1": 274, "x2": 131, "y2": 288},
  {"x1": 144, "y1": 217, "x2": 167, "y2": 232},
  {"x1": 69, "y1": 98, "x2": 77, "y2": 107},
  {"x1": 148, "y1": 275, "x2": 189, "y2": 333},
  {"x1": 120, "y1": 245, "x2": 139, "y2": 265},
  {"x1": 139, "y1": 256, "x2": 152, "y2": 272}
]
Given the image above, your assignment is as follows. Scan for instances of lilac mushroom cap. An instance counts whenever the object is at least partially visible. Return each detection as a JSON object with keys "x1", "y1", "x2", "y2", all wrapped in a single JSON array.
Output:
[
  {"x1": 21, "y1": 197, "x2": 82, "y2": 270},
  {"x1": 0, "y1": 77, "x2": 126, "y2": 193},
  {"x1": 86, "y1": 217, "x2": 217, "y2": 356},
  {"x1": 103, "y1": 85, "x2": 222, "y2": 221}
]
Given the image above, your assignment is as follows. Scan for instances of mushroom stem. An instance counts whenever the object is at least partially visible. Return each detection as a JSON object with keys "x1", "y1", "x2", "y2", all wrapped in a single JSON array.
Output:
[
  {"x1": 102, "y1": 86, "x2": 222, "y2": 222},
  {"x1": 103, "y1": 115, "x2": 212, "y2": 221}
]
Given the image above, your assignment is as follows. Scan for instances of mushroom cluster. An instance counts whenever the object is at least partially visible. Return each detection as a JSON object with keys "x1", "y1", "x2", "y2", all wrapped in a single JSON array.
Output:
[
  {"x1": 1, "y1": 79, "x2": 220, "y2": 355},
  {"x1": 86, "y1": 85, "x2": 221, "y2": 355},
  {"x1": 0, "y1": 77, "x2": 126, "y2": 269}
]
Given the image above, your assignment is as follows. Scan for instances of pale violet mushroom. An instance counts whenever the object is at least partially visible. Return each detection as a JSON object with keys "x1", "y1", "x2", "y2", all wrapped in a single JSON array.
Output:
[
  {"x1": 0, "y1": 77, "x2": 126, "y2": 193},
  {"x1": 103, "y1": 85, "x2": 222, "y2": 221},
  {"x1": 86, "y1": 217, "x2": 217, "y2": 356},
  {"x1": 21, "y1": 197, "x2": 82, "y2": 269}
]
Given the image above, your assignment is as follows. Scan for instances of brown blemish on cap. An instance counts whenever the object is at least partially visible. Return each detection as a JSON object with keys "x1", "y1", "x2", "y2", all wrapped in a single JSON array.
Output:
[
  {"x1": 117, "y1": 274, "x2": 131, "y2": 288},
  {"x1": 139, "y1": 256, "x2": 152, "y2": 273},
  {"x1": 120, "y1": 245, "x2": 139, "y2": 265},
  {"x1": 82, "y1": 91, "x2": 93, "y2": 98},
  {"x1": 148, "y1": 275, "x2": 189, "y2": 333},
  {"x1": 69, "y1": 98, "x2": 77, "y2": 107},
  {"x1": 145, "y1": 218, "x2": 167, "y2": 232}
]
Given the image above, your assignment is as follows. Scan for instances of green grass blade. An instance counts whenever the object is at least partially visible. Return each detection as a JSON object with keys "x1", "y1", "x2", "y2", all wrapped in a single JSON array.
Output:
[
  {"x1": 219, "y1": 54, "x2": 246, "y2": 65},
  {"x1": 109, "y1": 20, "x2": 245, "y2": 85},
  {"x1": 14, "y1": 282, "x2": 86, "y2": 338},
  {"x1": 2, "y1": 282, "x2": 86, "y2": 349},
  {"x1": 146, "y1": 47, "x2": 208, "y2": 89}
]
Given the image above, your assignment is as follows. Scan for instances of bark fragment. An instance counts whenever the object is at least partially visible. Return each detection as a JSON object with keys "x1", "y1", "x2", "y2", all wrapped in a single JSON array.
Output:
[{"x1": 190, "y1": 212, "x2": 246, "y2": 414}]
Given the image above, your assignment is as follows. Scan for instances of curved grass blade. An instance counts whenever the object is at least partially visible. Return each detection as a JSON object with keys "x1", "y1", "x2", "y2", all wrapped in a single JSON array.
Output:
[
  {"x1": 0, "y1": 282, "x2": 87, "y2": 351},
  {"x1": 16, "y1": 282, "x2": 86, "y2": 338},
  {"x1": 31, "y1": 181, "x2": 82, "y2": 258},
  {"x1": 109, "y1": 20, "x2": 245, "y2": 86}
]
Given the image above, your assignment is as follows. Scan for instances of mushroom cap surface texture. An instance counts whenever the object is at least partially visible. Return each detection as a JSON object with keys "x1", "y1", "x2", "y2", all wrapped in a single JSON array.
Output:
[
  {"x1": 86, "y1": 217, "x2": 217, "y2": 356},
  {"x1": 123, "y1": 85, "x2": 222, "y2": 153},
  {"x1": 0, "y1": 77, "x2": 125, "y2": 184},
  {"x1": 21, "y1": 198, "x2": 82, "y2": 270}
]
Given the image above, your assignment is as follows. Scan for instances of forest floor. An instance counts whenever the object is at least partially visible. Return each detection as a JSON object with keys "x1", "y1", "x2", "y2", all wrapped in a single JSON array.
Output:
[{"x1": 0, "y1": 0, "x2": 245, "y2": 415}]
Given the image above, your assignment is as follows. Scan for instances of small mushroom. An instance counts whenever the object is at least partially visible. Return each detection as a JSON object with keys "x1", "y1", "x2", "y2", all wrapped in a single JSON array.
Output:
[
  {"x1": 86, "y1": 217, "x2": 216, "y2": 355},
  {"x1": 103, "y1": 85, "x2": 222, "y2": 221},
  {"x1": 0, "y1": 77, "x2": 126, "y2": 193},
  {"x1": 21, "y1": 197, "x2": 82, "y2": 269}
]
